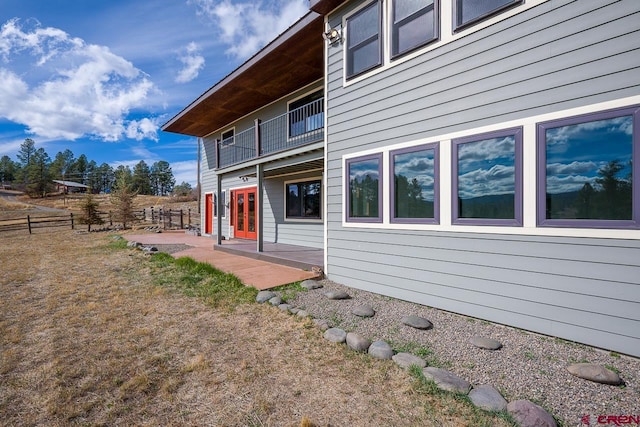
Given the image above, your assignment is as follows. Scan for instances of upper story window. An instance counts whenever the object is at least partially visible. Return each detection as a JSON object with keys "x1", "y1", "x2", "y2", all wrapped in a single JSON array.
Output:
[
  {"x1": 452, "y1": 128, "x2": 523, "y2": 226},
  {"x1": 390, "y1": 143, "x2": 439, "y2": 223},
  {"x1": 454, "y1": 0, "x2": 522, "y2": 30},
  {"x1": 392, "y1": 0, "x2": 438, "y2": 58},
  {"x1": 286, "y1": 179, "x2": 322, "y2": 220},
  {"x1": 346, "y1": 153, "x2": 383, "y2": 222},
  {"x1": 289, "y1": 90, "x2": 324, "y2": 138},
  {"x1": 537, "y1": 106, "x2": 639, "y2": 229},
  {"x1": 346, "y1": 1, "x2": 382, "y2": 79},
  {"x1": 221, "y1": 128, "x2": 234, "y2": 146}
]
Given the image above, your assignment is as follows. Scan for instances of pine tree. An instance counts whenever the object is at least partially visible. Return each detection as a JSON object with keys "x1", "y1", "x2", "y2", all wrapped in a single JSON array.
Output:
[
  {"x1": 110, "y1": 175, "x2": 138, "y2": 229},
  {"x1": 25, "y1": 148, "x2": 51, "y2": 197},
  {"x1": 79, "y1": 193, "x2": 104, "y2": 231}
]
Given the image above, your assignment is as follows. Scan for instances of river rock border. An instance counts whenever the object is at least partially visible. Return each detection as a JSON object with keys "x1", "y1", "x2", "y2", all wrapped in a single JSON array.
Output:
[{"x1": 256, "y1": 287, "x2": 559, "y2": 427}]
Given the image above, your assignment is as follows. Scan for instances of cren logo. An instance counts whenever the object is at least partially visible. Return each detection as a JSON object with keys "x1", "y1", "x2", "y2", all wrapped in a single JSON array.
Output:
[{"x1": 596, "y1": 415, "x2": 640, "y2": 425}]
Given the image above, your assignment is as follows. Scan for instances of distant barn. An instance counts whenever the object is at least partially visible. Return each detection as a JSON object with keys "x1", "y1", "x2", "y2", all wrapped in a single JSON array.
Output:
[{"x1": 53, "y1": 180, "x2": 89, "y2": 194}]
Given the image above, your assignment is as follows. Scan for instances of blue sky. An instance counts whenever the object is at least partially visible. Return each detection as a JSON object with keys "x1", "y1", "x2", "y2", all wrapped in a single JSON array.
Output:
[{"x1": 0, "y1": 0, "x2": 308, "y2": 186}]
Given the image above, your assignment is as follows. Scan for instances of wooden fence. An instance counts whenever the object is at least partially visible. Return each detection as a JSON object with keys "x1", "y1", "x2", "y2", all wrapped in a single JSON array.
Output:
[{"x1": 0, "y1": 208, "x2": 195, "y2": 234}]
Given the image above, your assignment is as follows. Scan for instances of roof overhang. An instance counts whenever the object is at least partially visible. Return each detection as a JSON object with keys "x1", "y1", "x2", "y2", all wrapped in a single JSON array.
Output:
[
  {"x1": 162, "y1": 12, "x2": 325, "y2": 137},
  {"x1": 309, "y1": 0, "x2": 347, "y2": 15}
]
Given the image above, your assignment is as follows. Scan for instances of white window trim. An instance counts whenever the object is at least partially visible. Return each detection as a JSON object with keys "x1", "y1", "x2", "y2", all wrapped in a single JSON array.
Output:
[
  {"x1": 343, "y1": 0, "x2": 383, "y2": 81},
  {"x1": 341, "y1": 0, "x2": 550, "y2": 87},
  {"x1": 342, "y1": 94, "x2": 640, "y2": 240},
  {"x1": 221, "y1": 127, "x2": 235, "y2": 145},
  {"x1": 284, "y1": 176, "x2": 323, "y2": 223}
]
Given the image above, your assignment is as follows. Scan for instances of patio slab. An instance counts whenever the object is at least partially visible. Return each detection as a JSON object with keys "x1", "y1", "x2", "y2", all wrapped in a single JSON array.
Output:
[{"x1": 124, "y1": 231, "x2": 320, "y2": 290}]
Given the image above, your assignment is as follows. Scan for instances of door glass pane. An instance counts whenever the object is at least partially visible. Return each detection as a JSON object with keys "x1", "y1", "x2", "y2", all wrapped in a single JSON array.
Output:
[
  {"x1": 248, "y1": 192, "x2": 256, "y2": 232},
  {"x1": 237, "y1": 193, "x2": 245, "y2": 231}
]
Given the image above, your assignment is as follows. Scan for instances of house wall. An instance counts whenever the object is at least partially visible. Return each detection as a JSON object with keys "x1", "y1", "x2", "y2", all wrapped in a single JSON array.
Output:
[
  {"x1": 325, "y1": 0, "x2": 640, "y2": 356},
  {"x1": 263, "y1": 169, "x2": 324, "y2": 249},
  {"x1": 199, "y1": 82, "x2": 324, "y2": 247}
]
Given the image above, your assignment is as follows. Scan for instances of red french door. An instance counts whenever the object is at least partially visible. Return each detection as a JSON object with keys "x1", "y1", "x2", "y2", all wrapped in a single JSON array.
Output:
[{"x1": 232, "y1": 187, "x2": 257, "y2": 240}]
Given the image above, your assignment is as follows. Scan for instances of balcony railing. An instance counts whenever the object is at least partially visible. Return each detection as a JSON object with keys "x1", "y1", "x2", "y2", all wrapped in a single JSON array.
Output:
[{"x1": 217, "y1": 97, "x2": 324, "y2": 169}]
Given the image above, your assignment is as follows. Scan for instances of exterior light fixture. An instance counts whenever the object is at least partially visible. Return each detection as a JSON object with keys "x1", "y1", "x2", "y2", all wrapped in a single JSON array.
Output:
[{"x1": 323, "y1": 27, "x2": 342, "y2": 44}]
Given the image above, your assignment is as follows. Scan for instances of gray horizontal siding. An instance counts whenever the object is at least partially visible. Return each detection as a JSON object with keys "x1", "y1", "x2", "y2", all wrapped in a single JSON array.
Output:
[
  {"x1": 326, "y1": 264, "x2": 639, "y2": 356},
  {"x1": 326, "y1": 0, "x2": 640, "y2": 153},
  {"x1": 263, "y1": 171, "x2": 323, "y2": 248},
  {"x1": 325, "y1": 0, "x2": 640, "y2": 356}
]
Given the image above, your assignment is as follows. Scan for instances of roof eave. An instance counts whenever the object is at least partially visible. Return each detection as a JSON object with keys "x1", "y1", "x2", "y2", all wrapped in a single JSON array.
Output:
[{"x1": 162, "y1": 11, "x2": 324, "y2": 137}]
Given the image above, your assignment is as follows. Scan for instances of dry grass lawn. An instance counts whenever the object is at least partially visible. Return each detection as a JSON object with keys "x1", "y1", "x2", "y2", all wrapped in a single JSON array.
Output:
[{"x1": 0, "y1": 228, "x2": 511, "y2": 426}]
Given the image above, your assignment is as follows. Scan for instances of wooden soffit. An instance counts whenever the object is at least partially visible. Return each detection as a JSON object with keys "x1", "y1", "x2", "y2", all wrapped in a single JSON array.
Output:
[
  {"x1": 309, "y1": 0, "x2": 347, "y2": 15},
  {"x1": 163, "y1": 12, "x2": 324, "y2": 137}
]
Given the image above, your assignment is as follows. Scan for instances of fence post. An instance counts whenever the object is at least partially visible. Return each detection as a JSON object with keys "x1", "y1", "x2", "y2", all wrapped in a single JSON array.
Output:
[
  {"x1": 151, "y1": 207, "x2": 155, "y2": 222},
  {"x1": 142, "y1": 208, "x2": 146, "y2": 222},
  {"x1": 70, "y1": 213, "x2": 74, "y2": 230},
  {"x1": 180, "y1": 209, "x2": 184, "y2": 229},
  {"x1": 188, "y1": 208, "x2": 191, "y2": 227},
  {"x1": 109, "y1": 211, "x2": 113, "y2": 226},
  {"x1": 168, "y1": 209, "x2": 173, "y2": 229},
  {"x1": 27, "y1": 215, "x2": 32, "y2": 234}
]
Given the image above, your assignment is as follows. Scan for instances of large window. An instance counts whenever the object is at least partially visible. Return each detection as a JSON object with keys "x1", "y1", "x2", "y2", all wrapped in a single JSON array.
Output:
[
  {"x1": 347, "y1": 153, "x2": 383, "y2": 222},
  {"x1": 286, "y1": 179, "x2": 321, "y2": 220},
  {"x1": 452, "y1": 128, "x2": 523, "y2": 225},
  {"x1": 390, "y1": 143, "x2": 439, "y2": 223},
  {"x1": 537, "y1": 106, "x2": 639, "y2": 228},
  {"x1": 289, "y1": 90, "x2": 324, "y2": 138},
  {"x1": 454, "y1": 0, "x2": 521, "y2": 30},
  {"x1": 392, "y1": 0, "x2": 438, "y2": 58},
  {"x1": 346, "y1": 1, "x2": 382, "y2": 79}
]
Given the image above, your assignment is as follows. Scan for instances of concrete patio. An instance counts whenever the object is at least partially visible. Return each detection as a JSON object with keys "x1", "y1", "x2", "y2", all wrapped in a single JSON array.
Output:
[{"x1": 124, "y1": 231, "x2": 321, "y2": 290}]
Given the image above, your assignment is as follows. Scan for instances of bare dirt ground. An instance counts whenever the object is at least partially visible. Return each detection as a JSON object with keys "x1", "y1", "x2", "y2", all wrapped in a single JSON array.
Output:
[{"x1": 0, "y1": 228, "x2": 510, "y2": 426}]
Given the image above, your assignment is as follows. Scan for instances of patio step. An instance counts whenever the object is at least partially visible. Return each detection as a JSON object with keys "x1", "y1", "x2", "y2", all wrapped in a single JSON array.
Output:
[{"x1": 213, "y1": 243, "x2": 322, "y2": 272}]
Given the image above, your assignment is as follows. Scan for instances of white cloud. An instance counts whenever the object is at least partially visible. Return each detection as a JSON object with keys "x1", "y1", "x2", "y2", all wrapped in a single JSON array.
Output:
[
  {"x1": 126, "y1": 118, "x2": 159, "y2": 141},
  {"x1": 0, "y1": 19, "x2": 158, "y2": 142},
  {"x1": 190, "y1": 0, "x2": 308, "y2": 59},
  {"x1": 546, "y1": 161, "x2": 599, "y2": 176},
  {"x1": 458, "y1": 164, "x2": 515, "y2": 199},
  {"x1": 171, "y1": 159, "x2": 197, "y2": 186},
  {"x1": 175, "y1": 42, "x2": 205, "y2": 83}
]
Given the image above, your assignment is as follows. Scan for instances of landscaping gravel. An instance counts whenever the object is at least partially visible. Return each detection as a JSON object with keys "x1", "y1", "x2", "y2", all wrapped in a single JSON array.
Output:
[{"x1": 288, "y1": 278, "x2": 640, "y2": 425}]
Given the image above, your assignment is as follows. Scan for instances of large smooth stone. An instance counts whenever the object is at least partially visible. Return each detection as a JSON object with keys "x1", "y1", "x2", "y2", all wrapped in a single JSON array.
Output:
[
  {"x1": 401, "y1": 315, "x2": 433, "y2": 330},
  {"x1": 352, "y1": 305, "x2": 375, "y2": 317},
  {"x1": 368, "y1": 341, "x2": 394, "y2": 360},
  {"x1": 324, "y1": 328, "x2": 347, "y2": 343},
  {"x1": 469, "y1": 385, "x2": 507, "y2": 412},
  {"x1": 471, "y1": 336, "x2": 503, "y2": 350},
  {"x1": 422, "y1": 367, "x2": 470, "y2": 394},
  {"x1": 567, "y1": 363, "x2": 622, "y2": 385},
  {"x1": 256, "y1": 291, "x2": 276, "y2": 303},
  {"x1": 392, "y1": 352, "x2": 426, "y2": 370},
  {"x1": 346, "y1": 332, "x2": 371, "y2": 352},
  {"x1": 325, "y1": 290, "x2": 350, "y2": 300},
  {"x1": 507, "y1": 400, "x2": 557, "y2": 427},
  {"x1": 300, "y1": 280, "x2": 323, "y2": 290}
]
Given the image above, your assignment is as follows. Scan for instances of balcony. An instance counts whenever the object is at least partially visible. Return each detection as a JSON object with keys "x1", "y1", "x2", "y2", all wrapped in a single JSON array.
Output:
[{"x1": 217, "y1": 97, "x2": 324, "y2": 169}]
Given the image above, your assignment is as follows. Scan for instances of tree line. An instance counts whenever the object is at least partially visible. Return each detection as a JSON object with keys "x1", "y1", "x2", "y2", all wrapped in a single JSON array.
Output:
[{"x1": 0, "y1": 138, "x2": 192, "y2": 197}]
